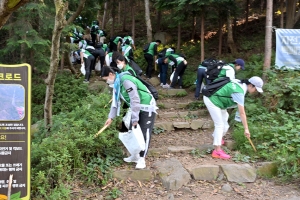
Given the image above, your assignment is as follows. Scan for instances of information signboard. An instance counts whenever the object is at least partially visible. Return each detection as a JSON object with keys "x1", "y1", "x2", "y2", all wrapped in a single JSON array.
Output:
[{"x1": 0, "y1": 64, "x2": 31, "y2": 200}]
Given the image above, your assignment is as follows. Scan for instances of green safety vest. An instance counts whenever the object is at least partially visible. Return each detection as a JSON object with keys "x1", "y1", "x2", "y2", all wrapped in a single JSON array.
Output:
[
  {"x1": 145, "y1": 42, "x2": 156, "y2": 56},
  {"x1": 218, "y1": 63, "x2": 234, "y2": 78},
  {"x1": 122, "y1": 64, "x2": 136, "y2": 76},
  {"x1": 113, "y1": 36, "x2": 122, "y2": 45},
  {"x1": 168, "y1": 54, "x2": 184, "y2": 65},
  {"x1": 209, "y1": 81, "x2": 245, "y2": 109},
  {"x1": 120, "y1": 75, "x2": 152, "y2": 106}
]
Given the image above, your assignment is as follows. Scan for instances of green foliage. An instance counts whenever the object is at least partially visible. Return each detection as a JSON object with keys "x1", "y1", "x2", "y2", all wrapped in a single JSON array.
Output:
[
  {"x1": 187, "y1": 101, "x2": 205, "y2": 110},
  {"x1": 175, "y1": 90, "x2": 188, "y2": 97},
  {"x1": 232, "y1": 68, "x2": 300, "y2": 180},
  {"x1": 190, "y1": 148, "x2": 206, "y2": 158},
  {"x1": 108, "y1": 187, "x2": 122, "y2": 199},
  {"x1": 153, "y1": 127, "x2": 165, "y2": 135},
  {"x1": 31, "y1": 72, "x2": 98, "y2": 124},
  {"x1": 31, "y1": 93, "x2": 124, "y2": 198}
]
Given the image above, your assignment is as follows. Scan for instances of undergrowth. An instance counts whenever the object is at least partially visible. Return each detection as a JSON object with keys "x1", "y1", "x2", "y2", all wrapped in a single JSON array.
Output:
[
  {"x1": 31, "y1": 92, "x2": 124, "y2": 199},
  {"x1": 232, "y1": 67, "x2": 300, "y2": 180}
]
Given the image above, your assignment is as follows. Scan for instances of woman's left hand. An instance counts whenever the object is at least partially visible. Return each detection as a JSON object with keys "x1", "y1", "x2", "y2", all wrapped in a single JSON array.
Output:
[{"x1": 132, "y1": 122, "x2": 138, "y2": 127}]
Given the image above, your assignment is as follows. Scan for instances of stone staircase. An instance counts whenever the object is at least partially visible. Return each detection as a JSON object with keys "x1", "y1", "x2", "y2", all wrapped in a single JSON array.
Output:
[{"x1": 112, "y1": 81, "x2": 279, "y2": 196}]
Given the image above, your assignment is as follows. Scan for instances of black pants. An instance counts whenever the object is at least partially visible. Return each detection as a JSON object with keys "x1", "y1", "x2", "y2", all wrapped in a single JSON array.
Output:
[
  {"x1": 138, "y1": 111, "x2": 156, "y2": 157},
  {"x1": 84, "y1": 55, "x2": 95, "y2": 81},
  {"x1": 144, "y1": 53, "x2": 154, "y2": 78},
  {"x1": 91, "y1": 33, "x2": 97, "y2": 46},
  {"x1": 170, "y1": 62, "x2": 187, "y2": 88}
]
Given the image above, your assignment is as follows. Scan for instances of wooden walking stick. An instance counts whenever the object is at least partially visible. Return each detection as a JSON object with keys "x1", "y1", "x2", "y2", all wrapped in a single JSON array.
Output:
[
  {"x1": 94, "y1": 124, "x2": 109, "y2": 138},
  {"x1": 247, "y1": 137, "x2": 257, "y2": 152},
  {"x1": 104, "y1": 98, "x2": 113, "y2": 108}
]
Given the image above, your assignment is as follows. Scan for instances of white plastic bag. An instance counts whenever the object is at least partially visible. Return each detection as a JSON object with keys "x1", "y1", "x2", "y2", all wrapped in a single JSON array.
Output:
[
  {"x1": 80, "y1": 63, "x2": 86, "y2": 75},
  {"x1": 95, "y1": 61, "x2": 101, "y2": 71},
  {"x1": 170, "y1": 71, "x2": 180, "y2": 82},
  {"x1": 122, "y1": 108, "x2": 132, "y2": 130},
  {"x1": 119, "y1": 124, "x2": 145, "y2": 155}
]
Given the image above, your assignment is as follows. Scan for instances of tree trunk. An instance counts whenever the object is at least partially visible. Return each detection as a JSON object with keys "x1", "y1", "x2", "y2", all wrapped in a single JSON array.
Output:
[
  {"x1": 286, "y1": 0, "x2": 296, "y2": 28},
  {"x1": 122, "y1": 0, "x2": 126, "y2": 31},
  {"x1": 245, "y1": 0, "x2": 249, "y2": 27},
  {"x1": 192, "y1": 16, "x2": 196, "y2": 41},
  {"x1": 44, "y1": 0, "x2": 69, "y2": 128},
  {"x1": 227, "y1": 13, "x2": 236, "y2": 54},
  {"x1": 280, "y1": 0, "x2": 284, "y2": 28},
  {"x1": 118, "y1": 1, "x2": 121, "y2": 25},
  {"x1": 156, "y1": 10, "x2": 161, "y2": 32},
  {"x1": 111, "y1": 0, "x2": 116, "y2": 37},
  {"x1": 177, "y1": 23, "x2": 181, "y2": 51},
  {"x1": 144, "y1": 0, "x2": 153, "y2": 42},
  {"x1": 131, "y1": 0, "x2": 135, "y2": 40},
  {"x1": 102, "y1": 1, "x2": 108, "y2": 29},
  {"x1": 0, "y1": 0, "x2": 29, "y2": 29},
  {"x1": 44, "y1": 0, "x2": 86, "y2": 128},
  {"x1": 200, "y1": 13, "x2": 204, "y2": 61},
  {"x1": 263, "y1": 0, "x2": 273, "y2": 76},
  {"x1": 218, "y1": 17, "x2": 223, "y2": 56}
]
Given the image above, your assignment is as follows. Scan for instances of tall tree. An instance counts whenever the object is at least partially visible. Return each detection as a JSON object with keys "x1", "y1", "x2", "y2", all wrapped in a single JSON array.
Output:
[
  {"x1": 0, "y1": 0, "x2": 29, "y2": 29},
  {"x1": 227, "y1": 12, "x2": 237, "y2": 54},
  {"x1": 144, "y1": 0, "x2": 153, "y2": 42},
  {"x1": 285, "y1": 0, "x2": 300, "y2": 28},
  {"x1": 131, "y1": 0, "x2": 136, "y2": 40},
  {"x1": 263, "y1": 0, "x2": 273, "y2": 74},
  {"x1": 44, "y1": 0, "x2": 86, "y2": 128}
]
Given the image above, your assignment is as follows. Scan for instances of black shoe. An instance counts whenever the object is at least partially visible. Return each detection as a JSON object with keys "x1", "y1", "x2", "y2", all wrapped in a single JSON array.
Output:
[{"x1": 195, "y1": 97, "x2": 199, "y2": 100}]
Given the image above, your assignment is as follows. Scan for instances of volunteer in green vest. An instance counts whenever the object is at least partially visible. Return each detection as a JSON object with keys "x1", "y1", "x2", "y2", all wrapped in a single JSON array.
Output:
[
  {"x1": 144, "y1": 40, "x2": 161, "y2": 79},
  {"x1": 217, "y1": 58, "x2": 245, "y2": 80},
  {"x1": 203, "y1": 76, "x2": 263, "y2": 159},
  {"x1": 110, "y1": 36, "x2": 123, "y2": 52},
  {"x1": 122, "y1": 39, "x2": 134, "y2": 61},
  {"x1": 103, "y1": 66, "x2": 158, "y2": 169},
  {"x1": 80, "y1": 48, "x2": 95, "y2": 83},
  {"x1": 115, "y1": 54, "x2": 136, "y2": 76}
]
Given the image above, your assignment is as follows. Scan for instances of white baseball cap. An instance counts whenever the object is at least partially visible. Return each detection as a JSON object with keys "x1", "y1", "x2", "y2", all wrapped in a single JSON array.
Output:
[{"x1": 249, "y1": 76, "x2": 263, "y2": 93}]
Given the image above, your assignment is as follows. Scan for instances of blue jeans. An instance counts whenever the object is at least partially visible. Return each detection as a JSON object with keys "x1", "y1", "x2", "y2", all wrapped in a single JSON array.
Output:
[
  {"x1": 158, "y1": 58, "x2": 168, "y2": 85},
  {"x1": 195, "y1": 67, "x2": 211, "y2": 98}
]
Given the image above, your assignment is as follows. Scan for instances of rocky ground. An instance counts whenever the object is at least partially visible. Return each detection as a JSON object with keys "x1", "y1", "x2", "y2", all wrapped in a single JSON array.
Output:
[{"x1": 78, "y1": 76, "x2": 300, "y2": 200}]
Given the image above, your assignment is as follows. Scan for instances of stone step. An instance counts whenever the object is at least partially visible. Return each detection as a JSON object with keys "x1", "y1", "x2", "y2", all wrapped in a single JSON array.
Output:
[
  {"x1": 157, "y1": 109, "x2": 209, "y2": 118},
  {"x1": 112, "y1": 158, "x2": 278, "y2": 191},
  {"x1": 154, "y1": 118, "x2": 213, "y2": 132}
]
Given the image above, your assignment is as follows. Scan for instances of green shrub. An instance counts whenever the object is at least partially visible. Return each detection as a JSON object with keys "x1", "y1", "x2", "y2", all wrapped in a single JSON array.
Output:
[
  {"x1": 31, "y1": 72, "x2": 96, "y2": 124},
  {"x1": 232, "y1": 68, "x2": 300, "y2": 180},
  {"x1": 31, "y1": 93, "x2": 124, "y2": 198}
]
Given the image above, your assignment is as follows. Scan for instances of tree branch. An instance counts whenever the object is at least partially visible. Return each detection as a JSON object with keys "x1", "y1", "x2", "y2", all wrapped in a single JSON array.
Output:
[{"x1": 66, "y1": 0, "x2": 87, "y2": 25}]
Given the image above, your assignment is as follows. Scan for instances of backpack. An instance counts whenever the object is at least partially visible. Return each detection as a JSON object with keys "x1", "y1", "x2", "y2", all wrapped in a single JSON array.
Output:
[
  {"x1": 202, "y1": 77, "x2": 231, "y2": 97},
  {"x1": 202, "y1": 58, "x2": 226, "y2": 80},
  {"x1": 137, "y1": 77, "x2": 158, "y2": 100},
  {"x1": 143, "y1": 43, "x2": 150, "y2": 53},
  {"x1": 129, "y1": 60, "x2": 143, "y2": 76}
]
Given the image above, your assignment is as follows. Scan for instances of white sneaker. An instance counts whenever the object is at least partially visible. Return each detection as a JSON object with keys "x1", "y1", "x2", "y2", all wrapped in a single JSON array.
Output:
[
  {"x1": 123, "y1": 154, "x2": 140, "y2": 163},
  {"x1": 158, "y1": 74, "x2": 160, "y2": 78},
  {"x1": 135, "y1": 157, "x2": 146, "y2": 169},
  {"x1": 162, "y1": 84, "x2": 170, "y2": 89},
  {"x1": 160, "y1": 83, "x2": 163, "y2": 87}
]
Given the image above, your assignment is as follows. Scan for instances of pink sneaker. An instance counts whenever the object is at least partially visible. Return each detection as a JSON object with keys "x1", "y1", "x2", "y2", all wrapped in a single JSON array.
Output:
[{"x1": 212, "y1": 150, "x2": 231, "y2": 159}]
